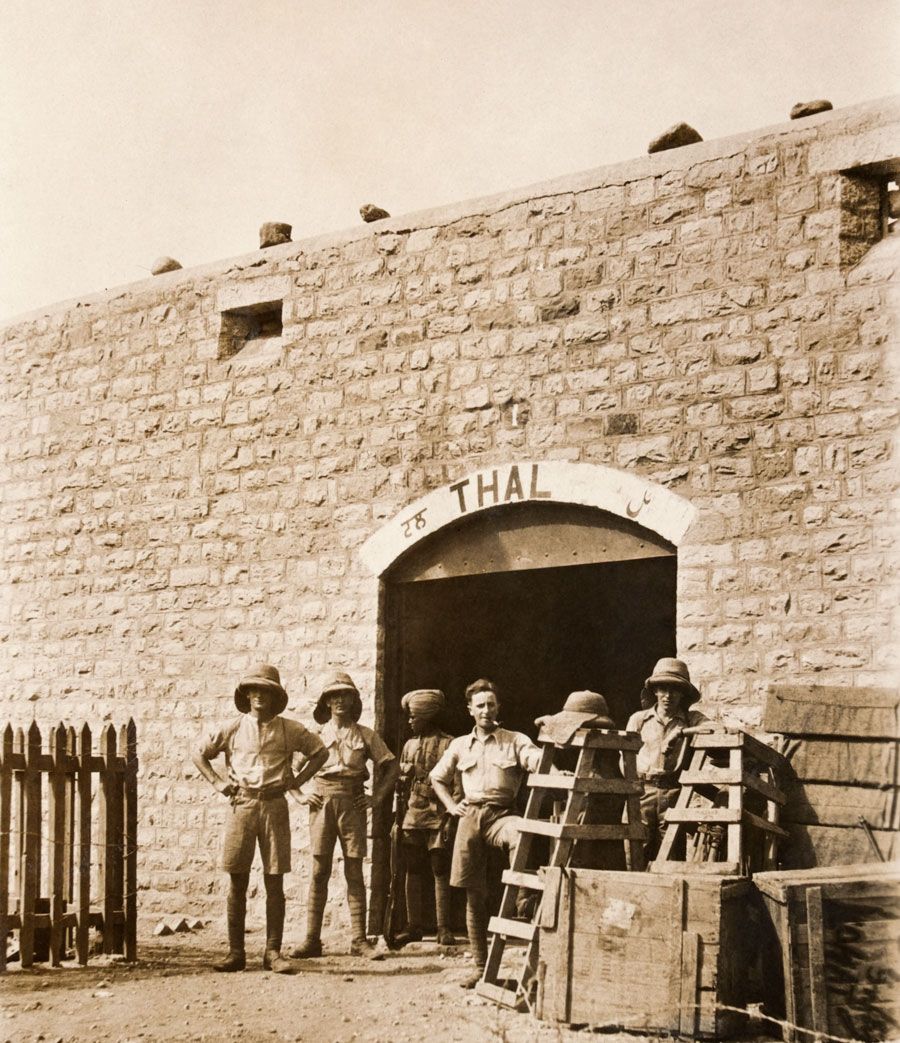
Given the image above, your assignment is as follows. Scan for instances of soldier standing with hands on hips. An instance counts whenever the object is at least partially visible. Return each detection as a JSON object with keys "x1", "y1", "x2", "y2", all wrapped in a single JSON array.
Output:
[{"x1": 192, "y1": 663, "x2": 328, "y2": 973}]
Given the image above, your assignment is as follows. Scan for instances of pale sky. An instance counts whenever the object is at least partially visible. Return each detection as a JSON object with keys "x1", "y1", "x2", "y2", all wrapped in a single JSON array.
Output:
[{"x1": 1, "y1": 1, "x2": 897, "y2": 322}]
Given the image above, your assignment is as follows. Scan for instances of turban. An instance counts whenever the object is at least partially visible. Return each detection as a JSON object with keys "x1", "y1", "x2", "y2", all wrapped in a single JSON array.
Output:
[{"x1": 401, "y1": 689, "x2": 445, "y2": 720}]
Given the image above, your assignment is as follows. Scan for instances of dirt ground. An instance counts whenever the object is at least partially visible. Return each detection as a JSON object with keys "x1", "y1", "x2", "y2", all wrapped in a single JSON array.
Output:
[{"x1": 1, "y1": 921, "x2": 666, "y2": 1043}]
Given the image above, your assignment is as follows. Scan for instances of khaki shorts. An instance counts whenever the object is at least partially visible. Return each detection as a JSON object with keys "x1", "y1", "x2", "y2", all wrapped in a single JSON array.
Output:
[
  {"x1": 400, "y1": 827, "x2": 446, "y2": 852},
  {"x1": 222, "y1": 793, "x2": 291, "y2": 874},
  {"x1": 450, "y1": 804, "x2": 521, "y2": 892},
  {"x1": 309, "y1": 780, "x2": 367, "y2": 860}
]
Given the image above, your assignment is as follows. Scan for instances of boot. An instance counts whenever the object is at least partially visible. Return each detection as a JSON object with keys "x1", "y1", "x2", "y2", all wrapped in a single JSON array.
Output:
[
  {"x1": 392, "y1": 925, "x2": 424, "y2": 947},
  {"x1": 214, "y1": 884, "x2": 246, "y2": 971},
  {"x1": 349, "y1": 936, "x2": 384, "y2": 960},
  {"x1": 461, "y1": 965, "x2": 485, "y2": 989},
  {"x1": 263, "y1": 948, "x2": 296, "y2": 974},
  {"x1": 288, "y1": 936, "x2": 323, "y2": 959},
  {"x1": 212, "y1": 951, "x2": 246, "y2": 972}
]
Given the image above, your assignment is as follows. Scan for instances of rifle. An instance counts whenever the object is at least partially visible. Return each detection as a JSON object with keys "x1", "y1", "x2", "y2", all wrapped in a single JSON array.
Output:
[{"x1": 382, "y1": 773, "x2": 410, "y2": 950}]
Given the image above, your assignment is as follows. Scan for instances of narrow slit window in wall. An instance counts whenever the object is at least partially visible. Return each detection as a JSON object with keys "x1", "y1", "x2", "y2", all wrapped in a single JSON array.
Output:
[{"x1": 218, "y1": 299, "x2": 283, "y2": 360}]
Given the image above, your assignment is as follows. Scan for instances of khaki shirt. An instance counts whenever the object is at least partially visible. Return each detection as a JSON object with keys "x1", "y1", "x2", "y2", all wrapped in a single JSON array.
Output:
[
  {"x1": 199, "y1": 715, "x2": 325, "y2": 790},
  {"x1": 318, "y1": 720, "x2": 394, "y2": 780},
  {"x1": 400, "y1": 731, "x2": 454, "y2": 830},
  {"x1": 625, "y1": 706, "x2": 708, "y2": 778},
  {"x1": 430, "y1": 727, "x2": 542, "y2": 807}
]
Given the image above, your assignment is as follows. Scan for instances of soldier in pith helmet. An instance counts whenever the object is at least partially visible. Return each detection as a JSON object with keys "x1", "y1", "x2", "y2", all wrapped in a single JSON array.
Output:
[
  {"x1": 192, "y1": 664, "x2": 328, "y2": 973},
  {"x1": 290, "y1": 671, "x2": 399, "y2": 960},
  {"x1": 625, "y1": 658, "x2": 708, "y2": 861}
]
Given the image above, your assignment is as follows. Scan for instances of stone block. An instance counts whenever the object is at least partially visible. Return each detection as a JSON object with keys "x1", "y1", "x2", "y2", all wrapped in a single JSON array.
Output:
[
  {"x1": 647, "y1": 122, "x2": 703, "y2": 154},
  {"x1": 790, "y1": 99, "x2": 833, "y2": 119}
]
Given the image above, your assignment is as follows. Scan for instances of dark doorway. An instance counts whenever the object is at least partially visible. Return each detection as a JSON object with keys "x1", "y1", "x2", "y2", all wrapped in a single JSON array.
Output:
[
  {"x1": 369, "y1": 501, "x2": 677, "y2": 932},
  {"x1": 383, "y1": 554, "x2": 676, "y2": 745}
]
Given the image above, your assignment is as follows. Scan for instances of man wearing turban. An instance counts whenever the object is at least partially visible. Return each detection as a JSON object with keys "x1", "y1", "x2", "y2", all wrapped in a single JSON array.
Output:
[{"x1": 393, "y1": 688, "x2": 457, "y2": 947}]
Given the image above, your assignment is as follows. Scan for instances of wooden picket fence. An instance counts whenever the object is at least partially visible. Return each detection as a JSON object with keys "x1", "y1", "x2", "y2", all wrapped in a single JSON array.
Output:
[{"x1": 0, "y1": 719, "x2": 137, "y2": 970}]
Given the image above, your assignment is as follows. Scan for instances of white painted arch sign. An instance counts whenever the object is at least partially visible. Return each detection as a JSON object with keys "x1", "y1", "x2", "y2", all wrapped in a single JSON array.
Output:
[{"x1": 360, "y1": 460, "x2": 696, "y2": 577}]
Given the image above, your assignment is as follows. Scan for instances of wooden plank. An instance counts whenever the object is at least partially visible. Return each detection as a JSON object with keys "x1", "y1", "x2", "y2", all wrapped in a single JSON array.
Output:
[
  {"x1": 123, "y1": 719, "x2": 138, "y2": 962},
  {"x1": 677, "y1": 766, "x2": 786, "y2": 805},
  {"x1": 501, "y1": 869, "x2": 544, "y2": 891},
  {"x1": 780, "y1": 822, "x2": 899, "y2": 869},
  {"x1": 518, "y1": 819, "x2": 645, "y2": 840},
  {"x1": 48, "y1": 723, "x2": 68, "y2": 967},
  {"x1": 474, "y1": 980, "x2": 522, "y2": 1009},
  {"x1": 539, "y1": 867, "x2": 560, "y2": 930},
  {"x1": 688, "y1": 731, "x2": 784, "y2": 768},
  {"x1": 19, "y1": 721, "x2": 42, "y2": 969},
  {"x1": 742, "y1": 810, "x2": 788, "y2": 837},
  {"x1": 726, "y1": 748, "x2": 743, "y2": 866},
  {"x1": 527, "y1": 774, "x2": 642, "y2": 795},
  {"x1": 559, "y1": 869, "x2": 574, "y2": 1023},
  {"x1": 765, "y1": 684, "x2": 899, "y2": 739},
  {"x1": 0, "y1": 724, "x2": 13, "y2": 973},
  {"x1": 488, "y1": 915, "x2": 535, "y2": 941},
  {"x1": 650, "y1": 859, "x2": 741, "y2": 876},
  {"x1": 679, "y1": 931, "x2": 700, "y2": 1037},
  {"x1": 665, "y1": 807, "x2": 742, "y2": 824},
  {"x1": 805, "y1": 887, "x2": 829, "y2": 1034},
  {"x1": 782, "y1": 782, "x2": 898, "y2": 829},
  {"x1": 782, "y1": 737, "x2": 897, "y2": 786},
  {"x1": 756, "y1": 860, "x2": 900, "y2": 898},
  {"x1": 76, "y1": 723, "x2": 92, "y2": 966},
  {"x1": 563, "y1": 731, "x2": 642, "y2": 751}
]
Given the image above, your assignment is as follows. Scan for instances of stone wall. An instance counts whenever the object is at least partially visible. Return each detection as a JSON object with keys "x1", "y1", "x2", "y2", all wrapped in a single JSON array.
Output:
[{"x1": 1, "y1": 98, "x2": 898, "y2": 917}]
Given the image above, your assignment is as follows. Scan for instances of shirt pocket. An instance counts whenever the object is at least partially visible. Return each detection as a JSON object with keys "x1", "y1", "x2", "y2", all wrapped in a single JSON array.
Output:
[{"x1": 486, "y1": 752, "x2": 519, "y2": 794}]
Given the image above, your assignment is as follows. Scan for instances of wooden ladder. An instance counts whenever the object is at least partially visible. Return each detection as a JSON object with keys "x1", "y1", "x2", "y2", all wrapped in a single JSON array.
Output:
[
  {"x1": 475, "y1": 724, "x2": 646, "y2": 1011},
  {"x1": 652, "y1": 726, "x2": 788, "y2": 874}
]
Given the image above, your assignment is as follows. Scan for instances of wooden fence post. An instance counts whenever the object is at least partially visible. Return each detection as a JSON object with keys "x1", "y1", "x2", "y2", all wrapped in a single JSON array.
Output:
[
  {"x1": 20, "y1": 721, "x2": 43, "y2": 968},
  {"x1": 48, "y1": 723, "x2": 68, "y2": 966},
  {"x1": 76, "y1": 723, "x2": 92, "y2": 966},
  {"x1": 0, "y1": 724, "x2": 13, "y2": 973},
  {"x1": 122, "y1": 719, "x2": 138, "y2": 961},
  {"x1": 99, "y1": 724, "x2": 123, "y2": 954}
]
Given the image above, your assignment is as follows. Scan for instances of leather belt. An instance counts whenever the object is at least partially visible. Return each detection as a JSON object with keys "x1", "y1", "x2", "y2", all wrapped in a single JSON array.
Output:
[
  {"x1": 237, "y1": 785, "x2": 289, "y2": 800},
  {"x1": 640, "y1": 772, "x2": 679, "y2": 788}
]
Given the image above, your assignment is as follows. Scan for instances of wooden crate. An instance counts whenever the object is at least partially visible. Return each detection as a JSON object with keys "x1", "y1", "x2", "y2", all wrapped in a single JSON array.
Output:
[
  {"x1": 535, "y1": 867, "x2": 761, "y2": 1037},
  {"x1": 754, "y1": 861, "x2": 900, "y2": 1043}
]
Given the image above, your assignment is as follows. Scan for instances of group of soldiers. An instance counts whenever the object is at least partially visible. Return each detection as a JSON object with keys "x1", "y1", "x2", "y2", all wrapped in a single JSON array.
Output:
[{"x1": 192, "y1": 656, "x2": 705, "y2": 985}]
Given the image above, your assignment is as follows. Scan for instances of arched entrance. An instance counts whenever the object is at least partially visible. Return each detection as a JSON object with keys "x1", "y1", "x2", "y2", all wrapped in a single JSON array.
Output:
[
  {"x1": 361, "y1": 460, "x2": 696, "y2": 745},
  {"x1": 363, "y1": 461, "x2": 695, "y2": 931}
]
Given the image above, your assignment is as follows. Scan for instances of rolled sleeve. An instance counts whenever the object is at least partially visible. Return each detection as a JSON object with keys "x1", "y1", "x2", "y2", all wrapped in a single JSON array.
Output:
[
  {"x1": 197, "y1": 724, "x2": 231, "y2": 761},
  {"x1": 284, "y1": 719, "x2": 326, "y2": 761},
  {"x1": 362, "y1": 725, "x2": 395, "y2": 768},
  {"x1": 514, "y1": 733, "x2": 543, "y2": 774},
  {"x1": 430, "y1": 744, "x2": 459, "y2": 789}
]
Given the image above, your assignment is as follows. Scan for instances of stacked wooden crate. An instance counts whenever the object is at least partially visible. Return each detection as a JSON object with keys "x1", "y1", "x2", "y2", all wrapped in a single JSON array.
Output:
[
  {"x1": 535, "y1": 867, "x2": 764, "y2": 1037},
  {"x1": 764, "y1": 685, "x2": 899, "y2": 866},
  {"x1": 755, "y1": 861, "x2": 900, "y2": 1042}
]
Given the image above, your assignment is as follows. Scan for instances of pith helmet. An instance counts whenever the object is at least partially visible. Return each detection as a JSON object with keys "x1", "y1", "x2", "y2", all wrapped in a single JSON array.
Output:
[
  {"x1": 535, "y1": 689, "x2": 615, "y2": 744},
  {"x1": 640, "y1": 658, "x2": 701, "y2": 710},
  {"x1": 234, "y1": 663, "x2": 288, "y2": 715},
  {"x1": 314, "y1": 671, "x2": 363, "y2": 725}
]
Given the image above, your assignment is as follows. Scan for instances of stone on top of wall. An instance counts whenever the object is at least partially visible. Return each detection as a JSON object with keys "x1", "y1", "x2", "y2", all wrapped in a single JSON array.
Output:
[
  {"x1": 150, "y1": 256, "x2": 183, "y2": 275},
  {"x1": 360, "y1": 204, "x2": 391, "y2": 223},
  {"x1": 259, "y1": 222, "x2": 292, "y2": 248},
  {"x1": 791, "y1": 99, "x2": 834, "y2": 120},
  {"x1": 647, "y1": 121, "x2": 703, "y2": 154}
]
